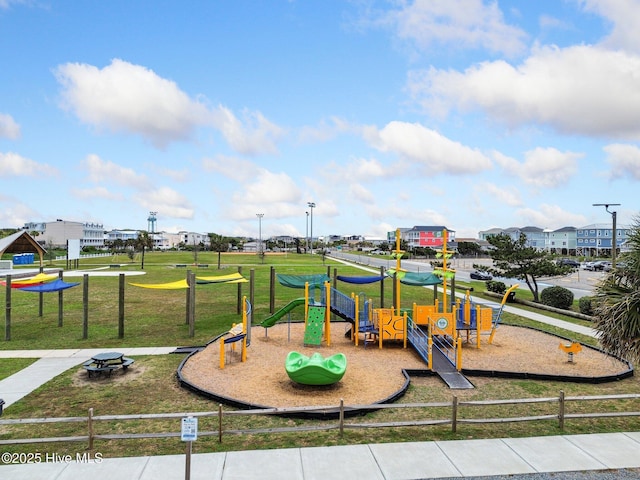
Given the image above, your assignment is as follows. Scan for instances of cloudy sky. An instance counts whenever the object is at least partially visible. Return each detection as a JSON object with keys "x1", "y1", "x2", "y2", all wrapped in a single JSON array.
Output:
[{"x1": 1, "y1": 0, "x2": 638, "y2": 240}]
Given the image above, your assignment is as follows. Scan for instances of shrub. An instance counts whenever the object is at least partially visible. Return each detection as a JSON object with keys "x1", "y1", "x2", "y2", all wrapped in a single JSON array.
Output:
[
  {"x1": 578, "y1": 296, "x2": 595, "y2": 316},
  {"x1": 486, "y1": 280, "x2": 506, "y2": 294},
  {"x1": 540, "y1": 285, "x2": 574, "y2": 310}
]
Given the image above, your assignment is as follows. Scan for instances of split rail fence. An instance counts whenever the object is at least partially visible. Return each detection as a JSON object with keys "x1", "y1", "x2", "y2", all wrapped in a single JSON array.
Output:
[{"x1": 0, "y1": 391, "x2": 638, "y2": 450}]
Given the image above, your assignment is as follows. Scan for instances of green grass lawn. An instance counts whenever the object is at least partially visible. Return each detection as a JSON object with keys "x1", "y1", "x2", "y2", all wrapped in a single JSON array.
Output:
[{"x1": 1, "y1": 251, "x2": 636, "y2": 457}]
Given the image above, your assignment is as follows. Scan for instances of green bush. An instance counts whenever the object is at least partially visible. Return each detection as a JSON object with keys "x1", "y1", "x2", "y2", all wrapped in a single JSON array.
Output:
[
  {"x1": 540, "y1": 285, "x2": 574, "y2": 310},
  {"x1": 578, "y1": 296, "x2": 595, "y2": 316},
  {"x1": 486, "y1": 280, "x2": 506, "y2": 294}
]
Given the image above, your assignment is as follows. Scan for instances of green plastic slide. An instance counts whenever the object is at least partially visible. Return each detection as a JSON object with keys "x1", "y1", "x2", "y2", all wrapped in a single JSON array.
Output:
[{"x1": 259, "y1": 298, "x2": 306, "y2": 328}]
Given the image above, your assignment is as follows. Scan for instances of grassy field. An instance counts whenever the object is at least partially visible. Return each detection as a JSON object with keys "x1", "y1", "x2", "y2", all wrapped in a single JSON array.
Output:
[{"x1": 0, "y1": 251, "x2": 637, "y2": 457}]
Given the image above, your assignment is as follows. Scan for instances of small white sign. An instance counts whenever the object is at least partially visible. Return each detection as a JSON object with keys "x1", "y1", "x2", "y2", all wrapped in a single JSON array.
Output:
[{"x1": 181, "y1": 416, "x2": 198, "y2": 441}]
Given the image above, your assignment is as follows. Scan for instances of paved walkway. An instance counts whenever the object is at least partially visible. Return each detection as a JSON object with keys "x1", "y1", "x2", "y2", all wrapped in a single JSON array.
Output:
[{"x1": 0, "y1": 432, "x2": 639, "y2": 479}]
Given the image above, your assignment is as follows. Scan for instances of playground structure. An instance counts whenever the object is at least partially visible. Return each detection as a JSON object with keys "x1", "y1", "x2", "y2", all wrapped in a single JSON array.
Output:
[
  {"x1": 219, "y1": 296, "x2": 251, "y2": 369},
  {"x1": 255, "y1": 231, "x2": 517, "y2": 389}
]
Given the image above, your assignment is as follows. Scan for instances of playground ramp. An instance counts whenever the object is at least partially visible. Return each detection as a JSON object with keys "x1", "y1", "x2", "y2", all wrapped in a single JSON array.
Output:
[{"x1": 259, "y1": 298, "x2": 306, "y2": 328}]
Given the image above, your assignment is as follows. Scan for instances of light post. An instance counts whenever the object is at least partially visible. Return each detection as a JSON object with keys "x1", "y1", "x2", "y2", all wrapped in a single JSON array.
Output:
[
  {"x1": 307, "y1": 202, "x2": 315, "y2": 255},
  {"x1": 593, "y1": 203, "x2": 620, "y2": 268},
  {"x1": 256, "y1": 214, "x2": 264, "y2": 260},
  {"x1": 305, "y1": 211, "x2": 309, "y2": 252}
]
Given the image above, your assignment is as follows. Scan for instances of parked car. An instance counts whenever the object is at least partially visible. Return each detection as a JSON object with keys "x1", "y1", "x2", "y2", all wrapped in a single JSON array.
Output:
[
  {"x1": 585, "y1": 260, "x2": 610, "y2": 271},
  {"x1": 557, "y1": 258, "x2": 580, "y2": 268},
  {"x1": 470, "y1": 270, "x2": 492, "y2": 281}
]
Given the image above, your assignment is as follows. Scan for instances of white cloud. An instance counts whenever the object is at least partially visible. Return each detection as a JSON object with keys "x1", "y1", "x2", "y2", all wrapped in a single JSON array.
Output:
[
  {"x1": 55, "y1": 59, "x2": 210, "y2": 148},
  {"x1": 349, "y1": 183, "x2": 375, "y2": 203},
  {"x1": 211, "y1": 106, "x2": 285, "y2": 156},
  {"x1": 368, "y1": 121, "x2": 493, "y2": 174},
  {"x1": 410, "y1": 44, "x2": 640, "y2": 140},
  {"x1": 0, "y1": 152, "x2": 58, "y2": 177},
  {"x1": 603, "y1": 143, "x2": 640, "y2": 180},
  {"x1": 494, "y1": 147, "x2": 581, "y2": 188},
  {"x1": 480, "y1": 182, "x2": 522, "y2": 206},
  {"x1": 377, "y1": 0, "x2": 527, "y2": 57},
  {"x1": 241, "y1": 171, "x2": 301, "y2": 205},
  {"x1": 329, "y1": 156, "x2": 388, "y2": 181},
  {"x1": 0, "y1": 200, "x2": 38, "y2": 228},
  {"x1": 578, "y1": 0, "x2": 640, "y2": 52},
  {"x1": 516, "y1": 204, "x2": 588, "y2": 230},
  {"x1": 202, "y1": 155, "x2": 259, "y2": 182},
  {"x1": 72, "y1": 186, "x2": 123, "y2": 201},
  {"x1": 133, "y1": 186, "x2": 194, "y2": 219},
  {"x1": 55, "y1": 59, "x2": 283, "y2": 154},
  {"x1": 298, "y1": 117, "x2": 355, "y2": 143},
  {"x1": 82, "y1": 154, "x2": 149, "y2": 188},
  {"x1": 0, "y1": 113, "x2": 20, "y2": 140}
]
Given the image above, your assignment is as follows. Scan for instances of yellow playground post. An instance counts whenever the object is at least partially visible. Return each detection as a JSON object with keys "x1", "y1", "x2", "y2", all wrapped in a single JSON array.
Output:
[{"x1": 219, "y1": 295, "x2": 249, "y2": 369}]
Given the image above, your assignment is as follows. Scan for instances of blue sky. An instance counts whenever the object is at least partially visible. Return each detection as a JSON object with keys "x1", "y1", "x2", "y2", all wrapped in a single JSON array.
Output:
[{"x1": 1, "y1": 1, "x2": 638, "y2": 240}]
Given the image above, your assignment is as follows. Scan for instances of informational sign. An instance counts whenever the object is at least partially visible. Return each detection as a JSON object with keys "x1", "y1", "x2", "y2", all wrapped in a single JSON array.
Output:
[
  {"x1": 181, "y1": 416, "x2": 198, "y2": 442},
  {"x1": 67, "y1": 239, "x2": 81, "y2": 261}
]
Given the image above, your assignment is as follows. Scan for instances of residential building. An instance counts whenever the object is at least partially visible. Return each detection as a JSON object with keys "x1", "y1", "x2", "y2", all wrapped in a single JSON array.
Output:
[
  {"x1": 479, "y1": 226, "x2": 545, "y2": 249},
  {"x1": 389, "y1": 226, "x2": 456, "y2": 250},
  {"x1": 546, "y1": 227, "x2": 577, "y2": 255},
  {"x1": 576, "y1": 223, "x2": 631, "y2": 257},
  {"x1": 24, "y1": 220, "x2": 104, "y2": 249}
]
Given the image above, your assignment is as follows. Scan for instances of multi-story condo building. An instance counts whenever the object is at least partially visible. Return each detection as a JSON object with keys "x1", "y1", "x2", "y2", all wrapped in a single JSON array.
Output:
[
  {"x1": 576, "y1": 223, "x2": 631, "y2": 257},
  {"x1": 545, "y1": 226, "x2": 577, "y2": 255},
  {"x1": 24, "y1": 220, "x2": 104, "y2": 249}
]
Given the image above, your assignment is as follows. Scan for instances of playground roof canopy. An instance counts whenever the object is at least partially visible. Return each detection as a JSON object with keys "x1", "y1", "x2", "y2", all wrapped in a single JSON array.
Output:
[
  {"x1": 17, "y1": 278, "x2": 80, "y2": 293},
  {"x1": 336, "y1": 275, "x2": 386, "y2": 284},
  {"x1": 387, "y1": 270, "x2": 443, "y2": 286},
  {"x1": 276, "y1": 274, "x2": 330, "y2": 289}
]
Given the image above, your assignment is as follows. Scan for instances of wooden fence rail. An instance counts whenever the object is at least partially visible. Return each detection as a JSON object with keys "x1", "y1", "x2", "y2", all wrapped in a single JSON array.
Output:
[{"x1": 0, "y1": 392, "x2": 638, "y2": 449}]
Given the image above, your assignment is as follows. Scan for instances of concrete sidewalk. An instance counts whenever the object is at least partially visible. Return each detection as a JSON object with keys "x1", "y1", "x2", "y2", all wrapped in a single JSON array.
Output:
[{"x1": 0, "y1": 432, "x2": 638, "y2": 479}]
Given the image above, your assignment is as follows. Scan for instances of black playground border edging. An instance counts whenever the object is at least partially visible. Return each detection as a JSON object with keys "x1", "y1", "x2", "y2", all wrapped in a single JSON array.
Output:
[{"x1": 175, "y1": 324, "x2": 634, "y2": 420}]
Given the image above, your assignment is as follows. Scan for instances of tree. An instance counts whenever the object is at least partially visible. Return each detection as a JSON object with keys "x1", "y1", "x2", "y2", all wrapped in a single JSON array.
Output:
[
  {"x1": 208, "y1": 233, "x2": 230, "y2": 269},
  {"x1": 135, "y1": 231, "x2": 153, "y2": 269},
  {"x1": 592, "y1": 215, "x2": 640, "y2": 365},
  {"x1": 479, "y1": 233, "x2": 571, "y2": 302},
  {"x1": 457, "y1": 241, "x2": 483, "y2": 257}
]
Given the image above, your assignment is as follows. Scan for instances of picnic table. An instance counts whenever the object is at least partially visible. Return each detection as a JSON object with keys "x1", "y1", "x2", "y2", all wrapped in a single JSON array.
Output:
[{"x1": 83, "y1": 352, "x2": 134, "y2": 377}]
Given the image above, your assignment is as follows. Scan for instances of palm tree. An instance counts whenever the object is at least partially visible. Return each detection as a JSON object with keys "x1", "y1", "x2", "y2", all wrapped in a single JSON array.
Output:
[
  {"x1": 135, "y1": 231, "x2": 153, "y2": 269},
  {"x1": 592, "y1": 214, "x2": 640, "y2": 365},
  {"x1": 208, "y1": 233, "x2": 229, "y2": 269}
]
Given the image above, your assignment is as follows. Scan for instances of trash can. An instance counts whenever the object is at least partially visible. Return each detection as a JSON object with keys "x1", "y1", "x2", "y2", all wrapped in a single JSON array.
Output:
[{"x1": 507, "y1": 291, "x2": 516, "y2": 303}]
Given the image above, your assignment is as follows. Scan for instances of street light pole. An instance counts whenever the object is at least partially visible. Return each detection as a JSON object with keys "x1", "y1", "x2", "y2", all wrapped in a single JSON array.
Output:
[
  {"x1": 305, "y1": 211, "x2": 309, "y2": 253},
  {"x1": 307, "y1": 202, "x2": 315, "y2": 255},
  {"x1": 593, "y1": 203, "x2": 620, "y2": 268},
  {"x1": 256, "y1": 214, "x2": 264, "y2": 260}
]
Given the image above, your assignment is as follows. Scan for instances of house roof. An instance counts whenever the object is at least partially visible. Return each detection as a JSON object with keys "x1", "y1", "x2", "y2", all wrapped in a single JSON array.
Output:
[
  {"x1": 409, "y1": 225, "x2": 454, "y2": 232},
  {"x1": 0, "y1": 230, "x2": 46, "y2": 257}
]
